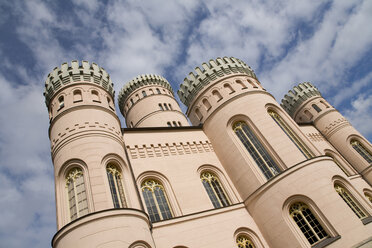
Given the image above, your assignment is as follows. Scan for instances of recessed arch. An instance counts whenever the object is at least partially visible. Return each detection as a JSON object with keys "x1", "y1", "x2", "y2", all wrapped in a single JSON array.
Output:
[{"x1": 234, "y1": 227, "x2": 264, "y2": 248}]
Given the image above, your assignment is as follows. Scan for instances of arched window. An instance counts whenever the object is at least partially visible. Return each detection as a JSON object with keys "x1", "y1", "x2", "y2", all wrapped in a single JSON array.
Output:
[
  {"x1": 149, "y1": 89, "x2": 154, "y2": 95},
  {"x1": 167, "y1": 122, "x2": 171, "y2": 127},
  {"x1": 212, "y1": 90, "x2": 223, "y2": 101},
  {"x1": 159, "y1": 103, "x2": 164, "y2": 110},
  {"x1": 66, "y1": 168, "x2": 88, "y2": 220},
  {"x1": 200, "y1": 172, "x2": 230, "y2": 208},
  {"x1": 312, "y1": 104, "x2": 321, "y2": 113},
  {"x1": 351, "y1": 140, "x2": 372, "y2": 163},
  {"x1": 58, "y1": 96, "x2": 64, "y2": 109},
  {"x1": 141, "y1": 179, "x2": 173, "y2": 222},
  {"x1": 92, "y1": 90, "x2": 100, "y2": 102},
  {"x1": 164, "y1": 103, "x2": 169, "y2": 110},
  {"x1": 224, "y1": 83, "x2": 235, "y2": 94},
  {"x1": 172, "y1": 121, "x2": 177, "y2": 127},
  {"x1": 73, "y1": 90, "x2": 82, "y2": 102},
  {"x1": 289, "y1": 202, "x2": 328, "y2": 245},
  {"x1": 168, "y1": 104, "x2": 172, "y2": 110},
  {"x1": 202, "y1": 98, "x2": 211, "y2": 111},
  {"x1": 334, "y1": 184, "x2": 367, "y2": 219},
  {"x1": 195, "y1": 108, "x2": 203, "y2": 121},
  {"x1": 156, "y1": 88, "x2": 161, "y2": 94},
  {"x1": 247, "y1": 79, "x2": 257, "y2": 88},
  {"x1": 130, "y1": 98, "x2": 134, "y2": 105},
  {"x1": 326, "y1": 153, "x2": 350, "y2": 176},
  {"x1": 236, "y1": 80, "x2": 247, "y2": 89},
  {"x1": 304, "y1": 110, "x2": 313, "y2": 120},
  {"x1": 365, "y1": 192, "x2": 372, "y2": 204},
  {"x1": 233, "y1": 121, "x2": 280, "y2": 179},
  {"x1": 107, "y1": 164, "x2": 127, "y2": 208},
  {"x1": 178, "y1": 121, "x2": 182, "y2": 127},
  {"x1": 142, "y1": 90, "x2": 147, "y2": 97},
  {"x1": 268, "y1": 110, "x2": 313, "y2": 159},
  {"x1": 236, "y1": 235, "x2": 255, "y2": 248}
]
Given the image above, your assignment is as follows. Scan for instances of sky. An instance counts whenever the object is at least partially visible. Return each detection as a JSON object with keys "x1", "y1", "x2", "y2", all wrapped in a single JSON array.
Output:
[{"x1": 0, "y1": 0, "x2": 371, "y2": 247}]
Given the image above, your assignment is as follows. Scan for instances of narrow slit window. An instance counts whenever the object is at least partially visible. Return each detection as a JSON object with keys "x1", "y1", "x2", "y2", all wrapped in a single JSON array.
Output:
[
  {"x1": 142, "y1": 90, "x2": 147, "y2": 97},
  {"x1": 178, "y1": 121, "x2": 182, "y2": 127},
  {"x1": 164, "y1": 103, "x2": 169, "y2": 110},
  {"x1": 172, "y1": 121, "x2": 177, "y2": 126},
  {"x1": 168, "y1": 104, "x2": 172, "y2": 110},
  {"x1": 233, "y1": 121, "x2": 280, "y2": 179},
  {"x1": 290, "y1": 202, "x2": 328, "y2": 245},
  {"x1": 312, "y1": 104, "x2": 321, "y2": 113},
  {"x1": 334, "y1": 184, "x2": 367, "y2": 219},
  {"x1": 66, "y1": 168, "x2": 89, "y2": 221},
  {"x1": 212, "y1": 90, "x2": 223, "y2": 101},
  {"x1": 351, "y1": 140, "x2": 372, "y2": 163},
  {"x1": 58, "y1": 96, "x2": 65, "y2": 109},
  {"x1": 268, "y1": 110, "x2": 313, "y2": 159},
  {"x1": 107, "y1": 164, "x2": 127, "y2": 208},
  {"x1": 156, "y1": 88, "x2": 161, "y2": 94},
  {"x1": 141, "y1": 179, "x2": 173, "y2": 222},
  {"x1": 201, "y1": 172, "x2": 230, "y2": 208},
  {"x1": 224, "y1": 83, "x2": 235, "y2": 94},
  {"x1": 167, "y1": 122, "x2": 171, "y2": 127},
  {"x1": 159, "y1": 104, "x2": 164, "y2": 110},
  {"x1": 73, "y1": 90, "x2": 82, "y2": 102}
]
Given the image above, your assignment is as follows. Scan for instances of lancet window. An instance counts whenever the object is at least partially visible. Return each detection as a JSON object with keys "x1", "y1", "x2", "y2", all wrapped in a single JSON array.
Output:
[
  {"x1": 107, "y1": 164, "x2": 127, "y2": 208},
  {"x1": 200, "y1": 172, "x2": 230, "y2": 208},
  {"x1": 289, "y1": 202, "x2": 328, "y2": 245},
  {"x1": 351, "y1": 140, "x2": 372, "y2": 163},
  {"x1": 66, "y1": 168, "x2": 89, "y2": 221},
  {"x1": 141, "y1": 179, "x2": 173, "y2": 222},
  {"x1": 334, "y1": 184, "x2": 367, "y2": 219},
  {"x1": 268, "y1": 110, "x2": 313, "y2": 159},
  {"x1": 233, "y1": 121, "x2": 280, "y2": 179},
  {"x1": 236, "y1": 235, "x2": 256, "y2": 248}
]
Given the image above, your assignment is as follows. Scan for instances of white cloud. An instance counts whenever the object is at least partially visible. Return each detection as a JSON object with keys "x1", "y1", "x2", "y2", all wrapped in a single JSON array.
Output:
[{"x1": 344, "y1": 93, "x2": 372, "y2": 138}]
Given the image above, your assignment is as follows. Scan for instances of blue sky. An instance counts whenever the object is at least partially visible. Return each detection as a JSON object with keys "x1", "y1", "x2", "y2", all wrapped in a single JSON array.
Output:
[{"x1": 0, "y1": 0, "x2": 371, "y2": 247}]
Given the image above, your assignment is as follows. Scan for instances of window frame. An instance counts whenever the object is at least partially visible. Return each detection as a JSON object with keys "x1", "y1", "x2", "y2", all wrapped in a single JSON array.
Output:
[{"x1": 200, "y1": 171, "x2": 231, "y2": 208}]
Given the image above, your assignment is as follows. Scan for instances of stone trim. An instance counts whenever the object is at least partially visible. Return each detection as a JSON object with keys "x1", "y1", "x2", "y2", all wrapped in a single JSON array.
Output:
[
  {"x1": 126, "y1": 140, "x2": 214, "y2": 159},
  {"x1": 44, "y1": 60, "x2": 114, "y2": 106},
  {"x1": 178, "y1": 57, "x2": 256, "y2": 107}
]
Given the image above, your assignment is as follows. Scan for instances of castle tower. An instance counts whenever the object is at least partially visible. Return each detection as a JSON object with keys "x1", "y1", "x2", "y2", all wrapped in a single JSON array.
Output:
[
  {"x1": 178, "y1": 57, "x2": 372, "y2": 248},
  {"x1": 118, "y1": 74, "x2": 189, "y2": 128},
  {"x1": 44, "y1": 61, "x2": 154, "y2": 248},
  {"x1": 281, "y1": 82, "x2": 372, "y2": 185}
]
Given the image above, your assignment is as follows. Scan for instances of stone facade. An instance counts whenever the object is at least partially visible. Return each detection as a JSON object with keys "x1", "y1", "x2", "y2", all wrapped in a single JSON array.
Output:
[{"x1": 44, "y1": 58, "x2": 372, "y2": 248}]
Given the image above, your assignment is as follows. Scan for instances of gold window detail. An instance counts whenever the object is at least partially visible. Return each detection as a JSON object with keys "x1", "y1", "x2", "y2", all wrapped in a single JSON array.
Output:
[
  {"x1": 66, "y1": 168, "x2": 88, "y2": 221},
  {"x1": 351, "y1": 140, "x2": 372, "y2": 163},
  {"x1": 141, "y1": 179, "x2": 173, "y2": 222},
  {"x1": 334, "y1": 184, "x2": 367, "y2": 219},
  {"x1": 107, "y1": 164, "x2": 127, "y2": 208},
  {"x1": 365, "y1": 193, "x2": 372, "y2": 204},
  {"x1": 268, "y1": 111, "x2": 313, "y2": 159},
  {"x1": 201, "y1": 172, "x2": 230, "y2": 208},
  {"x1": 236, "y1": 235, "x2": 256, "y2": 248},
  {"x1": 233, "y1": 121, "x2": 280, "y2": 179},
  {"x1": 290, "y1": 202, "x2": 328, "y2": 245}
]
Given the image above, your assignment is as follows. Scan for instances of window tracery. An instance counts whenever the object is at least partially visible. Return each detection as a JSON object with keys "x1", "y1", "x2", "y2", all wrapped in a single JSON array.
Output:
[
  {"x1": 141, "y1": 179, "x2": 173, "y2": 222},
  {"x1": 107, "y1": 164, "x2": 127, "y2": 208},
  {"x1": 268, "y1": 110, "x2": 313, "y2": 159},
  {"x1": 233, "y1": 121, "x2": 280, "y2": 179},
  {"x1": 334, "y1": 184, "x2": 367, "y2": 219},
  {"x1": 66, "y1": 167, "x2": 88, "y2": 220},
  {"x1": 289, "y1": 202, "x2": 328, "y2": 245},
  {"x1": 200, "y1": 172, "x2": 230, "y2": 208},
  {"x1": 351, "y1": 140, "x2": 372, "y2": 163},
  {"x1": 236, "y1": 235, "x2": 255, "y2": 248}
]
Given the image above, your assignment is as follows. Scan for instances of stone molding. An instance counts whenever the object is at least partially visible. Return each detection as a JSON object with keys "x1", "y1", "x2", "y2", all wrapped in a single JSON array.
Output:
[
  {"x1": 126, "y1": 140, "x2": 214, "y2": 159},
  {"x1": 178, "y1": 57, "x2": 256, "y2": 107},
  {"x1": 118, "y1": 74, "x2": 174, "y2": 114},
  {"x1": 44, "y1": 60, "x2": 114, "y2": 106},
  {"x1": 281, "y1": 82, "x2": 321, "y2": 118}
]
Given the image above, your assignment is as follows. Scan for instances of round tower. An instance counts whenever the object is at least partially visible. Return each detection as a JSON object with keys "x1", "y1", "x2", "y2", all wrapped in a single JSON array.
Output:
[
  {"x1": 44, "y1": 61, "x2": 154, "y2": 248},
  {"x1": 281, "y1": 82, "x2": 372, "y2": 185},
  {"x1": 177, "y1": 57, "x2": 363, "y2": 248},
  {"x1": 118, "y1": 74, "x2": 189, "y2": 128}
]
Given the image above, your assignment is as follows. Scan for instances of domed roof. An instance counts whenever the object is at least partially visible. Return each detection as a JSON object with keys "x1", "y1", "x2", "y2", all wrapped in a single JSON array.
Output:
[
  {"x1": 43, "y1": 60, "x2": 114, "y2": 106},
  {"x1": 177, "y1": 57, "x2": 256, "y2": 107}
]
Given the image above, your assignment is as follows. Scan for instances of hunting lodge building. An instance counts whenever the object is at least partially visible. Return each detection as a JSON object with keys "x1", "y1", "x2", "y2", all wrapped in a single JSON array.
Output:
[{"x1": 43, "y1": 57, "x2": 372, "y2": 248}]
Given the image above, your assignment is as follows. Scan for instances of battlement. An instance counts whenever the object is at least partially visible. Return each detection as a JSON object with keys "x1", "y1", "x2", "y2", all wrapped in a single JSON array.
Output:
[
  {"x1": 177, "y1": 57, "x2": 256, "y2": 107},
  {"x1": 117, "y1": 74, "x2": 173, "y2": 113},
  {"x1": 281, "y1": 82, "x2": 321, "y2": 117},
  {"x1": 43, "y1": 60, "x2": 114, "y2": 106}
]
